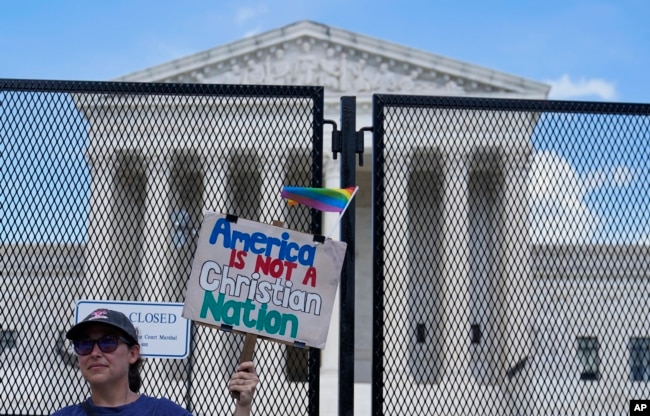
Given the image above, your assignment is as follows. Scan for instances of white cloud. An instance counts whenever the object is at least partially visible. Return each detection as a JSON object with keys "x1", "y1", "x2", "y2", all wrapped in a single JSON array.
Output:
[
  {"x1": 235, "y1": 5, "x2": 269, "y2": 24},
  {"x1": 242, "y1": 28, "x2": 263, "y2": 38},
  {"x1": 610, "y1": 165, "x2": 634, "y2": 187},
  {"x1": 582, "y1": 169, "x2": 608, "y2": 191},
  {"x1": 528, "y1": 152, "x2": 636, "y2": 244},
  {"x1": 528, "y1": 151, "x2": 600, "y2": 244},
  {"x1": 583, "y1": 165, "x2": 635, "y2": 190},
  {"x1": 546, "y1": 74, "x2": 617, "y2": 101}
]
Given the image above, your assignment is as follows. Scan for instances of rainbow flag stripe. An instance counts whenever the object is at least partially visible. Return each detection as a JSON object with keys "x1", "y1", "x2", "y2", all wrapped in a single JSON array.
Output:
[{"x1": 281, "y1": 186, "x2": 357, "y2": 213}]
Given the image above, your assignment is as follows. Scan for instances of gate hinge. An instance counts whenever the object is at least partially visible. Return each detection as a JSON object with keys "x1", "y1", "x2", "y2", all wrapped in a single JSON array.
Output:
[
  {"x1": 326, "y1": 120, "x2": 372, "y2": 166},
  {"x1": 324, "y1": 119, "x2": 342, "y2": 160},
  {"x1": 356, "y1": 127, "x2": 373, "y2": 167}
]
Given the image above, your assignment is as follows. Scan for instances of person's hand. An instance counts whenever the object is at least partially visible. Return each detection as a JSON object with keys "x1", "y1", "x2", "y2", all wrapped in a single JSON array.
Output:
[{"x1": 229, "y1": 361, "x2": 258, "y2": 411}]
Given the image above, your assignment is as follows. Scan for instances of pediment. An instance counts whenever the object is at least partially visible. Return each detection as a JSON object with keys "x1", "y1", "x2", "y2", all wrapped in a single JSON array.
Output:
[{"x1": 115, "y1": 21, "x2": 549, "y2": 99}]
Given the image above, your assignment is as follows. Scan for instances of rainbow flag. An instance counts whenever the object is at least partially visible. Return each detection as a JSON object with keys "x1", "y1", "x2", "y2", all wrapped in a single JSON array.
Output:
[{"x1": 281, "y1": 186, "x2": 358, "y2": 213}]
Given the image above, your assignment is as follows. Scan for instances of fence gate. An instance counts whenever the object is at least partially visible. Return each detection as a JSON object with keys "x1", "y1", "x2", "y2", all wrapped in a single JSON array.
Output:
[
  {"x1": 0, "y1": 79, "x2": 326, "y2": 415},
  {"x1": 371, "y1": 95, "x2": 650, "y2": 415}
]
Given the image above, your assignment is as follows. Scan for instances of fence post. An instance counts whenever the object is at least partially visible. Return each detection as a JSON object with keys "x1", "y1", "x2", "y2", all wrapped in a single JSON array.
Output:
[{"x1": 339, "y1": 96, "x2": 357, "y2": 416}]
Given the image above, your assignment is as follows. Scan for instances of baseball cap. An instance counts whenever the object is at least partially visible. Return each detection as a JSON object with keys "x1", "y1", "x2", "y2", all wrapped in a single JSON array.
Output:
[{"x1": 66, "y1": 308, "x2": 139, "y2": 345}]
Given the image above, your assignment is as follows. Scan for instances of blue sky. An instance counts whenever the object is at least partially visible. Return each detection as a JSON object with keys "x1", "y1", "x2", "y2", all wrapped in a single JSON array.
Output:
[{"x1": 1, "y1": 0, "x2": 649, "y2": 103}]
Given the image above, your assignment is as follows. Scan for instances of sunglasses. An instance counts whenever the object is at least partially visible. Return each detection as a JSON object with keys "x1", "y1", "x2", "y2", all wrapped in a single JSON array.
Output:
[{"x1": 72, "y1": 335, "x2": 132, "y2": 356}]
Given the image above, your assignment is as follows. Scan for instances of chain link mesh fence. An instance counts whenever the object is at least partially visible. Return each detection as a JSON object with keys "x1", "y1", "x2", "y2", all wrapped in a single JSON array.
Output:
[
  {"x1": 1, "y1": 80, "x2": 324, "y2": 415},
  {"x1": 372, "y1": 96, "x2": 650, "y2": 415},
  {"x1": 4, "y1": 81, "x2": 650, "y2": 416}
]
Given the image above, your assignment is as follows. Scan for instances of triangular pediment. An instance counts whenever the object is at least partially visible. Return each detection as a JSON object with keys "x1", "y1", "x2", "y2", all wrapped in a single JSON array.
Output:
[{"x1": 115, "y1": 21, "x2": 549, "y2": 99}]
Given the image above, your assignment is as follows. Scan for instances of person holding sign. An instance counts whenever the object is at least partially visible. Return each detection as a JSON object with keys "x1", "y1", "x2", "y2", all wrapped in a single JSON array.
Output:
[{"x1": 52, "y1": 309, "x2": 258, "y2": 416}]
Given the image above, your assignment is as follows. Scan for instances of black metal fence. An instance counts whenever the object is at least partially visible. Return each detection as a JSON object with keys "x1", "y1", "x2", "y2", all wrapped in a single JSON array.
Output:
[
  {"x1": 3, "y1": 79, "x2": 650, "y2": 416},
  {"x1": 0, "y1": 79, "x2": 324, "y2": 415},
  {"x1": 371, "y1": 95, "x2": 650, "y2": 415}
]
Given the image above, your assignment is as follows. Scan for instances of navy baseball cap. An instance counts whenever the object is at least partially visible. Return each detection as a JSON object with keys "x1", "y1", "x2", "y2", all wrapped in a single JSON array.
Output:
[{"x1": 66, "y1": 308, "x2": 139, "y2": 345}]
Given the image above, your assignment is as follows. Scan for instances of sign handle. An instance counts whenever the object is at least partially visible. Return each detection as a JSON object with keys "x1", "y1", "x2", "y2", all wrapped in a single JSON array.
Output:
[
  {"x1": 231, "y1": 333, "x2": 258, "y2": 400},
  {"x1": 240, "y1": 332, "x2": 258, "y2": 363}
]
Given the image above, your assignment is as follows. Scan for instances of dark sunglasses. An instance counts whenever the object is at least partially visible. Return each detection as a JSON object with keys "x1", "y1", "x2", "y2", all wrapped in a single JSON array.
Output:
[{"x1": 72, "y1": 335, "x2": 132, "y2": 356}]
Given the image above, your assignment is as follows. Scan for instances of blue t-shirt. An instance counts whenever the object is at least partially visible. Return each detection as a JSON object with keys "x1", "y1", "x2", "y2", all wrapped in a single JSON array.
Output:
[{"x1": 51, "y1": 394, "x2": 192, "y2": 416}]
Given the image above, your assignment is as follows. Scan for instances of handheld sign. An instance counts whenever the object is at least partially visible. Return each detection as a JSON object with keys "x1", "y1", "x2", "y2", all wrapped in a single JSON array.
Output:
[{"x1": 182, "y1": 211, "x2": 346, "y2": 349}]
